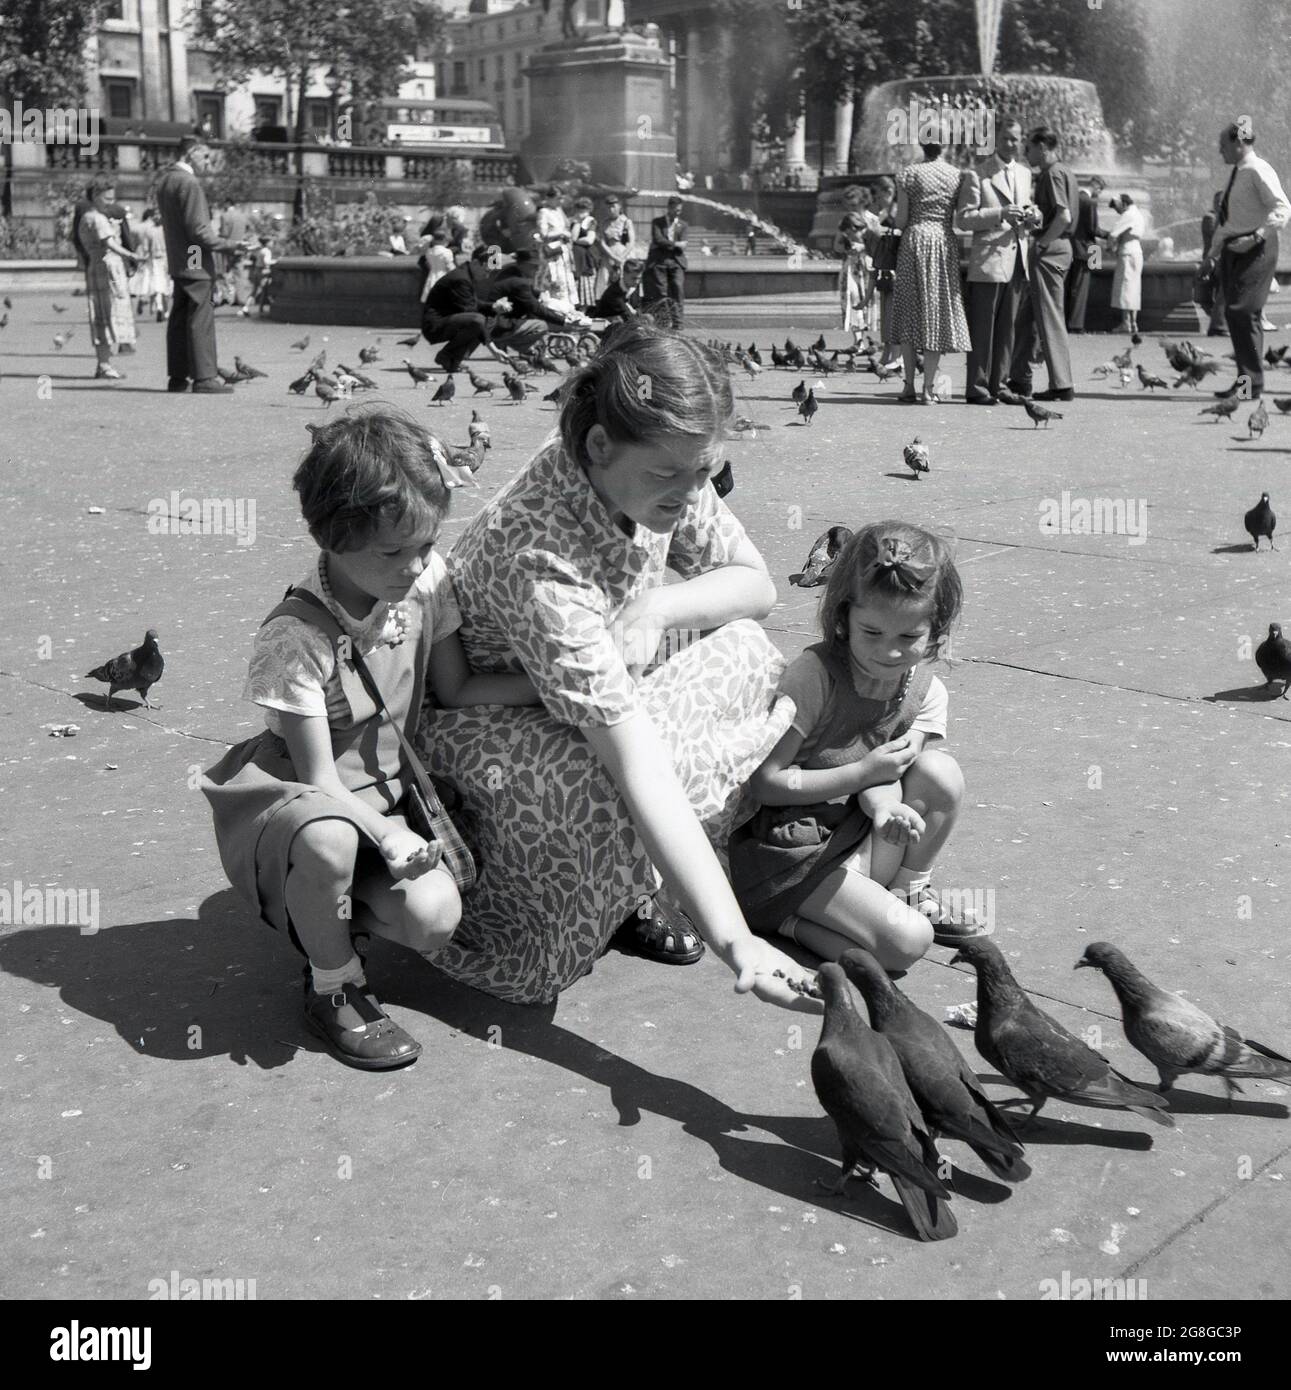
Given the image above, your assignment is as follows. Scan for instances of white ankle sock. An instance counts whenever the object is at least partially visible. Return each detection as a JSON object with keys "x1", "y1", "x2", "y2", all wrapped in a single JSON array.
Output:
[
  {"x1": 311, "y1": 954, "x2": 366, "y2": 995},
  {"x1": 890, "y1": 867, "x2": 932, "y2": 901}
]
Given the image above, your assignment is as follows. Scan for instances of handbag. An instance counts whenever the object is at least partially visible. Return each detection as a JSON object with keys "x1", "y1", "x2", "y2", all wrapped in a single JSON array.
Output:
[
  {"x1": 1193, "y1": 262, "x2": 1216, "y2": 312},
  {"x1": 283, "y1": 588, "x2": 478, "y2": 892}
]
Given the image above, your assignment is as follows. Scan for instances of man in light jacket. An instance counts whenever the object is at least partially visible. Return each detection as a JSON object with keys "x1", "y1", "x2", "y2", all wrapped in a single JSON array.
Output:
[{"x1": 955, "y1": 117, "x2": 1033, "y2": 405}]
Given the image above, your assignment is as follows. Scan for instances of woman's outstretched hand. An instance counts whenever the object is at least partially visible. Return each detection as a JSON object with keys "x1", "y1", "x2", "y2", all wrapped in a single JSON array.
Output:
[{"x1": 722, "y1": 935, "x2": 824, "y2": 1014}]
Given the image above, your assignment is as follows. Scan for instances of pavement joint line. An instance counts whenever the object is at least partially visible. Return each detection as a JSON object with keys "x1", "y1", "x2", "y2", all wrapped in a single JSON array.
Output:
[
  {"x1": 1115, "y1": 1135, "x2": 1291, "y2": 1283},
  {"x1": 952, "y1": 531, "x2": 1274, "y2": 568},
  {"x1": 0, "y1": 669, "x2": 228, "y2": 744},
  {"x1": 959, "y1": 656, "x2": 1291, "y2": 720}
]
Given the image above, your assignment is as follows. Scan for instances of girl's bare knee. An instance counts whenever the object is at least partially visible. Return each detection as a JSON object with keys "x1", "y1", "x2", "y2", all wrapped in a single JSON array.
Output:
[
  {"x1": 291, "y1": 819, "x2": 360, "y2": 880},
  {"x1": 908, "y1": 748, "x2": 964, "y2": 805},
  {"x1": 883, "y1": 901, "x2": 935, "y2": 967},
  {"x1": 400, "y1": 872, "x2": 461, "y2": 952}
]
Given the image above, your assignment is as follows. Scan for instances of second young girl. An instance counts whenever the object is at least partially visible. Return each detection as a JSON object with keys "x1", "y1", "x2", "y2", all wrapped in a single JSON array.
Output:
[{"x1": 730, "y1": 521, "x2": 985, "y2": 973}]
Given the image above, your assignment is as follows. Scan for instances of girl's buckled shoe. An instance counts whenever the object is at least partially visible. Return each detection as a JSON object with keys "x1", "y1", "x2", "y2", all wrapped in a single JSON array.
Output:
[{"x1": 303, "y1": 981, "x2": 422, "y2": 1070}]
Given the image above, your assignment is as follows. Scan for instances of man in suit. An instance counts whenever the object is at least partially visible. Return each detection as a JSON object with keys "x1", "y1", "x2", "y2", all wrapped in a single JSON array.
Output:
[
  {"x1": 484, "y1": 248, "x2": 573, "y2": 354},
  {"x1": 643, "y1": 195, "x2": 688, "y2": 324},
  {"x1": 1206, "y1": 119, "x2": 1290, "y2": 400},
  {"x1": 420, "y1": 244, "x2": 503, "y2": 371},
  {"x1": 1009, "y1": 126, "x2": 1081, "y2": 401},
  {"x1": 154, "y1": 134, "x2": 234, "y2": 393},
  {"x1": 1065, "y1": 176, "x2": 1104, "y2": 332},
  {"x1": 955, "y1": 117, "x2": 1033, "y2": 405}
]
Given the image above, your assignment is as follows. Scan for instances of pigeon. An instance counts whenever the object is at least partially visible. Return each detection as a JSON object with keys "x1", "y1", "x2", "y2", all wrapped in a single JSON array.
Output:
[
  {"x1": 358, "y1": 345, "x2": 380, "y2": 365},
  {"x1": 785, "y1": 346, "x2": 807, "y2": 369},
  {"x1": 447, "y1": 439, "x2": 487, "y2": 477},
  {"x1": 1248, "y1": 399, "x2": 1269, "y2": 438},
  {"x1": 746, "y1": 343, "x2": 762, "y2": 366},
  {"x1": 711, "y1": 459, "x2": 735, "y2": 498},
  {"x1": 396, "y1": 335, "x2": 420, "y2": 347},
  {"x1": 468, "y1": 370, "x2": 495, "y2": 395},
  {"x1": 86, "y1": 629, "x2": 164, "y2": 708},
  {"x1": 1024, "y1": 399, "x2": 1062, "y2": 429},
  {"x1": 53, "y1": 329, "x2": 74, "y2": 350},
  {"x1": 336, "y1": 364, "x2": 377, "y2": 389},
  {"x1": 0, "y1": 311, "x2": 8, "y2": 330},
  {"x1": 1111, "y1": 345, "x2": 1133, "y2": 369},
  {"x1": 798, "y1": 388, "x2": 818, "y2": 425},
  {"x1": 769, "y1": 344, "x2": 788, "y2": 369},
  {"x1": 995, "y1": 386, "x2": 1027, "y2": 407},
  {"x1": 1199, "y1": 396, "x2": 1239, "y2": 422},
  {"x1": 290, "y1": 335, "x2": 310, "y2": 351},
  {"x1": 811, "y1": 964, "x2": 957, "y2": 1241},
  {"x1": 431, "y1": 373, "x2": 456, "y2": 406},
  {"x1": 738, "y1": 354, "x2": 761, "y2": 380},
  {"x1": 1091, "y1": 362, "x2": 1118, "y2": 378},
  {"x1": 1254, "y1": 621, "x2": 1291, "y2": 695},
  {"x1": 308, "y1": 350, "x2": 327, "y2": 374},
  {"x1": 903, "y1": 437, "x2": 930, "y2": 479},
  {"x1": 234, "y1": 356, "x2": 267, "y2": 380},
  {"x1": 812, "y1": 334, "x2": 827, "y2": 352},
  {"x1": 288, "y1": 370, "x2": 316, "y2": 395},
  {"x1": 503, "y1": 372, "x2": 526, "y2": 403},
  {"x1": 334, "y1": 372, "x2": 361, "y2": 394},
  {"x1": 468, "y1": 411, "x2": 491, "y2": 450},
  {"x1": 790, "y1": 525, "x2": 852, "y2": 587},
  {"x1": 1137, "y1": 364, "x2": 1168, "y2": 391},
  {"x1": 315, "y1": 379, "x2": 339, "y2": 407},
  {"x1": 543, "y1": 384, "x2": 566, "y2": 404},
  {"x1": 1244, "y1": 493, "x2": 1276, "y2": 550},
  {"x1": 872, "y1": 361, "x2": 901, "y2": 383},
  {"x1": 839, "y1": 949, "x2": 1029, "y2": 1183},
  {"x1": 533, "y1": 350, "x2": 562, "y2": 374},
  {"x1": 1075, "y1": 942, "x2": 1291, "y2": 1098},
  {"x1": 403, "y1": 359, "x2": 432, "y2": 386},
  {"x1": 1173, "y1": 360, "x2": 1221, "y2": 389},
  {"x1": 1273, "y1": 397, "x2": 1291, "y2": 414},
  {"x1": 790, "y1": 379, "x2": 807, "y2": 405},
  {"x1": 1264, "y1": 344, "x2": 1289, "y2": 367},
  {"x1": 52, "y1": 302, "x2": 67, "y2": 313},
  {"x1": 216, "y1": 365, "x2": 241, "y2": 385},
  {"x1": 950, "y1": 937, "x2": 1174, "y2": 1128},
  {"x1": 2, "y1": 295, "x2": 11, "y2": 308}
]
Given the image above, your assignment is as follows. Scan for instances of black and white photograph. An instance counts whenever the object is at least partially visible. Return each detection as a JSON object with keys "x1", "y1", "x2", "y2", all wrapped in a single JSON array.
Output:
[{"x1": 2, "y1": 0, "x2": 1289, "y2": 1339}]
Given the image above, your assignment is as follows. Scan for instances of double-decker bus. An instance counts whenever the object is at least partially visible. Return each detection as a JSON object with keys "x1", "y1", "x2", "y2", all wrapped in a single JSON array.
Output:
[{"x1": 348, "y1": 98, "x2": 505, "y2": 150}]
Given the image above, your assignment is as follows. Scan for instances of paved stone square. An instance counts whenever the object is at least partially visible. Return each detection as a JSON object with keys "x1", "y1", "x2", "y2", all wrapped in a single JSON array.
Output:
[{"x1": 1, "y1": 295, "x2": 1288, "y2": 1299}]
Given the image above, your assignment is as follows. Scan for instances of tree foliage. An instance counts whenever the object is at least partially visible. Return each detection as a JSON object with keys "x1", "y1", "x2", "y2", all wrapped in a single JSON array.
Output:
[
  {"x1": 189, "y1": 0, "x2": 444, "y2": 144},
  {"x1": 0, "y1": 0, "x2": 102, "y2": 108}
]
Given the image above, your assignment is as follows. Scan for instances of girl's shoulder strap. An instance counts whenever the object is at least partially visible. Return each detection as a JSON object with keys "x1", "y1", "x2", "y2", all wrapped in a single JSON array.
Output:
[
  {"x1": 806, "y1": 639, "x2": 849, "y2": 690},
  {"x1": 261, "y1": 586, "x2": 344, "y2": 645}
]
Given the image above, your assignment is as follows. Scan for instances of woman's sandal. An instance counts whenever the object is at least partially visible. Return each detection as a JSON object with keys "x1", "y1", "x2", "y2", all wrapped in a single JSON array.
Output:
[
  {"x1": 905, "y1": 885, "x2": 991, "y2": 947},
  {"x1": 303, "y1": 980, "x2": 422, "y2": 1070},
  {"x1": 620, "y1": 896, "x2": 705, "y2": 965}
]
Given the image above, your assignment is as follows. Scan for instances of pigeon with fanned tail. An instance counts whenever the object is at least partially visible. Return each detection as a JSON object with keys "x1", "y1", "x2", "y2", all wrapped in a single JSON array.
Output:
[
  {"x1": 791, "y1": 525, "x2": 852, "y2": 587},
  {"x1": 1076, "y1": 942, "x2": 1291, "y2": 1097},
  {"x1": 87, "y1": 629, "x2": 164, "y2": 708},
  {"x1": 950, "y1": 937, "x2": 1175, "y2": 1128},
  {"x1": 840, "y1": 949, "x2": 1029, "y2": 1183},
  {"x1": 811, "y1": 964, "x2": 957, "y2": 1241}
]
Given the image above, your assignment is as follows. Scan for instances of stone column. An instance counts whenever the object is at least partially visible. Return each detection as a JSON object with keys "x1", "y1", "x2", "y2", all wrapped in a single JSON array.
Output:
[
  {"x1": 166, "y1": 0, "x2": 190, "y2": 124},
  {"x1": 684, "y1": 23, "x2": 702, "y2": 171},
  {"x1": 138, "y1": 0, "x2": 164, "y2": 120},
  {"x1": 786, "y1": 111, "x2": 807, "y2": 171},
  {"x1": 833, "y1": 96, "x2": 854, "y2": 173}
]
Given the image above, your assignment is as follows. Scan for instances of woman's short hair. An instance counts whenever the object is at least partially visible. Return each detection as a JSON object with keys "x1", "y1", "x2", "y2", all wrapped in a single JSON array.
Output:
[
  {"x1": 574, "y1": 196, "x2": 593, "y2": 210},
  {"x1": 559, "y1": 319, "x2": 733, "y2": 468},
  {"x1": 292, "y1": 405, "x2": 451, "y2": 553},
  {"x1": 920, "y1": 142, "x2": 943, "y2": 159},
  {"x1": 86, "y1": 175, "x2": 116, "y2": 200}
]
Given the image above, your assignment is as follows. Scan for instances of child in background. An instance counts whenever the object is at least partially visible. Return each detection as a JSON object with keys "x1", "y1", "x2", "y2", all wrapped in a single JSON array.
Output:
[
  {"x1": 419, "y1": 230, "x2": 455, "y2": 304},
  {"x1": 730, "y1": 521, "x2": 984, "y2": 974},
  {"x1": 202, "y1": 408, "x2": 539, "y2": 1069},
  {"x1": 243, "y1": 235, "x2": 275, "y2": 317}
]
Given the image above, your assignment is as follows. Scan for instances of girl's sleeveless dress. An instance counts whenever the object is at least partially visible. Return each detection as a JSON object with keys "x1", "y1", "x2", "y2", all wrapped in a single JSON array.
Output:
[
  {"x1": 729, "y1": 643, "x2": 933, "y2": 936},
  {"x1": 201, "y1": 585, "x2": 436, "y2": 954}
]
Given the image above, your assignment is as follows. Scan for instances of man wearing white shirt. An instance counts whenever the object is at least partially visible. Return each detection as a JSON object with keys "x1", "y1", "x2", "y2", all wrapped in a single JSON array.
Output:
[
  {"x1": 1206, "y1": 120, "x2": 1290, "y2": 400},
  {"x1": 955, "y1": 118, "x2": 1033, "y2": 405}
]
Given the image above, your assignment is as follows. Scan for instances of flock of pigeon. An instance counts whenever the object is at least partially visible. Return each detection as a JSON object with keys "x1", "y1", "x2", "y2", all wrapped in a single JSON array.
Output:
[{"x1": 795, "y1": 938, "x2": 1291, "y2": 1241}]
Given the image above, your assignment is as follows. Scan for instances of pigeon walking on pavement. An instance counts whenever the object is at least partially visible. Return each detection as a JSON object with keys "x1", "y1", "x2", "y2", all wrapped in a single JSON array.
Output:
[
  {"x1": 839, "y1": 949, "x2": 1029, "y2": 1183},
  {"x1": 1244, "y1": 492, "x2": 1276, "y2": 550},
  {"x1": 290, "y1": 335, "x2": 310, "y2": 351},
  {"x1": 798, "y1": 388, "x2": 818, "y2": 425},
  {"x1": 87, "y1": 629, "x2": 164, "y2": 708},
  {"x1": 431, "y1": 373, "x2": 456, "y2": 406},
  {"x1": 403, "y1": 359, "x2": 432, "y2": 387},
  {"x1": 790, "y1": 526, "x2": 852, "y2": 588},
  {"x1": 503, "y1": 372, "x2": 526, "y2": 403},
  {"x1": 315, "y1": 379, "x2": 339, "y2": 407},
  {"x1": 1199, "y1": 396, "x2": 1239, "y2": 422},
  {"x1": 468, "y1": 369, "x2": 495, "y2": 395},
  {"x1": 233, "y1": 356, "x2": 267, "y2": 380},
  {"x1": 811, "y1": 964, "x2": 957, "y2": 1241},
  {"x1": 1254, "y1": 622, "x2": 1291, "y2": 696},
  {"x1": 358, "y1": 345, "x2": 380, "y2": 365},
  {"x1": 468, "y1": 410, "x2": 491, "y2": 451},
  {"x1": 1075, "y1": 942, "x2": 1291, "y2": 1097},
  {"x1": 1248, "y1": 399, "x2": 1269, "y2": 438},
  {"x1": 1137, "y1": 364, "x2": 1168, "y2": 391},
  {"x1": 950, "y1": 937, "x2": 1175, "y2": 1128},
  {"x1": 903, "y1": 437, "x2": 930, "y2": 479},
  {"x1": 1024, "y1": 398, "x2": 1062, "y2": 429}
]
